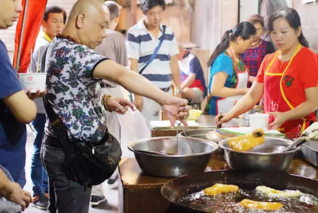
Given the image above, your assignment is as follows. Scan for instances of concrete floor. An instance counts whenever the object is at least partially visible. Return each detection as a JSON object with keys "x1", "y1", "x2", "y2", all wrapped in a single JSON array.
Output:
[{"x1": 23, "y1": 126, "x2": 119, "y2": 213}]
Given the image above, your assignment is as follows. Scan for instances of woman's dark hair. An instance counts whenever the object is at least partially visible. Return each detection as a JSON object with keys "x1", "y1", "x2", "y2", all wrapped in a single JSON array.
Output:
[
  {"x1": 207, "y1": 22, "x2": 256, "y2": 67},
  {"x1": 43, "y1": 6, "x2": 67, "y2": 25},
  {"x1": 141, "y1": 0, "x2": 166, "y2": 13},
  {"x1": 268, "y1": 7, "x2": 309, "y2": 47},
  {"x1": 248, "y1": 14, "x2": 264, "y2": 27}
]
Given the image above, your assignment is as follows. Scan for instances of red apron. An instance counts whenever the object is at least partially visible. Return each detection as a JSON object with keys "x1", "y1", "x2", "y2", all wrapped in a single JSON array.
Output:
[{"x1": 264, "y1": 44, "x2": 315, "y2": 139}]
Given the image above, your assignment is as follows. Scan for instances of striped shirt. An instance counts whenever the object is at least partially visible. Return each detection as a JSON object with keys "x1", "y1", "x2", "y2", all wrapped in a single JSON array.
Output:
[{"x1": 126, "y1": 19, "x2": 179, "y2": 89}]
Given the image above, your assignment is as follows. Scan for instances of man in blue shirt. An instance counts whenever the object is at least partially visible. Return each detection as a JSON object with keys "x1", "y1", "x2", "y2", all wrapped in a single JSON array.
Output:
[
  {"x1": 0, "y1": 0, "x2": 42, "y2": 189},
  {"x1": 0, "y1": 0, "x2": 43, "y2": 211}
]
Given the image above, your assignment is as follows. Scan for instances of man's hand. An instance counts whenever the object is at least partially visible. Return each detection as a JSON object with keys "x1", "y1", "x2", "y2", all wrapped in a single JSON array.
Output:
[
  {"x1": 4, "y1": 182, "x2": 32, "y2": 211},
  {"x1": 133, "y1": 95, "x2": 143, "y2": 111},
  {"x1": 162, "y1": 97, "x2": 189, "y2": 127},
  {"x1": 106, "y1": 97, "x2": 135, "y2": 114},
  {"x1": 26, "y1": 90, "x2": 46, "y2": 100}
]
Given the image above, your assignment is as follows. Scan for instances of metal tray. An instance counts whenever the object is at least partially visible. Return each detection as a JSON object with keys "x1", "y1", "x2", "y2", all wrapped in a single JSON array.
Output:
[{"x1": 299, "y1": 141, "x2": 318, "y2": 167}]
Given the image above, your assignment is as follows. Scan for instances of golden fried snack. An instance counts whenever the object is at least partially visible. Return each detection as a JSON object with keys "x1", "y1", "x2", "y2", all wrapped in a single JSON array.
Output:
[
  {"x1": 240, "y1": 199, "x2": 283, "y2": 211},
  {"x1": 204, "y1": 183, "x2": 239, "y2": 196},
  {"x1": 228, "y1": 129, "x2": 265, "y2": 151},
  {"x1": 256, "y1": 186, "x2": 302, "y2": 197}
]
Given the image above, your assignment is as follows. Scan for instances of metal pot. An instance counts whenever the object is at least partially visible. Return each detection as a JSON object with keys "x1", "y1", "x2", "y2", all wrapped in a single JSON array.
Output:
[
  {"x1": 219, "y1": 137, "x2": 299, "y2": 172},
  {"x1": 128, "y1": 137, "x2": 219, "y2": 178}
]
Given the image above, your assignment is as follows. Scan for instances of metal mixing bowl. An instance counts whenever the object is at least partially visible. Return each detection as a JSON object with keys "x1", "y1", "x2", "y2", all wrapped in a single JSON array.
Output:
[
  {"x1": 128, "y1": 137, "x2": 219, "y2": 178},
  {"x1": 219, "y1": 137, "x2": 299, "y2": 172}
]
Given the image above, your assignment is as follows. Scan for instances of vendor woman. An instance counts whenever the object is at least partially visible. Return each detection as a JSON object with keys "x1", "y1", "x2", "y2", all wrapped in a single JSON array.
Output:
[
  {"x1": 217, "y1": 8, "x2": 318, "y2": 138},
  {"x1": 205, "y1": 22, "x2": 256, "y2": 115}
]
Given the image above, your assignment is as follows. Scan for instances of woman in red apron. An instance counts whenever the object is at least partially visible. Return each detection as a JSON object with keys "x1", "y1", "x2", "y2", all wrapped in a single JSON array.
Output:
[
  {"x1": 216, "y1": 8, "x2": 318, "y2": 139},
  {"x1": 204, "y1": 22, "x2": 256, "y2": 115}
]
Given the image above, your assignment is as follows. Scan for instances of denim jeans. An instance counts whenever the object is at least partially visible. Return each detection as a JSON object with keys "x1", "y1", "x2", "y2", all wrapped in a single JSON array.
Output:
[
  {"x1": 31, "y1": 113, "x2": 48, "y2": 197},
  {"x1": 41, "y1": 135, "x2": 91, "y2": 213}
]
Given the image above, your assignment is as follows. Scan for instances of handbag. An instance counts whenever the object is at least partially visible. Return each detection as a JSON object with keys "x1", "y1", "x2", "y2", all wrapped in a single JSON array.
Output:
[{"x1": 43, "y1": 96, "x2": 122, "y2": 187}]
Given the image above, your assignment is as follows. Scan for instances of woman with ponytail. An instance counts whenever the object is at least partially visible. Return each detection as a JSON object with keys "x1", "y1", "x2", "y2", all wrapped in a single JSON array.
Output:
[
  {"x1": 205, "y1": 22, "x2": 256, "y2": 115},
  {"x1": 217, "y1": 8, "x2": 318, "y2": 139}
]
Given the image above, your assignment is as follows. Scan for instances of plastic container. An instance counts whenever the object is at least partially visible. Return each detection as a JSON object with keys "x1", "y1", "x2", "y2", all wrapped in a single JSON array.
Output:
[
  {"x1": 18, "y1": 73, "x2": 47, "y2": 93},
  {"x1": 248, "y1": 113, "x2": 269, "y2": 130}
]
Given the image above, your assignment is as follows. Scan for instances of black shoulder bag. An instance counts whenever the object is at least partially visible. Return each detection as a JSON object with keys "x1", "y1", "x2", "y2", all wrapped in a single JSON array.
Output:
[{"x1": 43, "y1": 96, "x2": 122, "y2": 187}]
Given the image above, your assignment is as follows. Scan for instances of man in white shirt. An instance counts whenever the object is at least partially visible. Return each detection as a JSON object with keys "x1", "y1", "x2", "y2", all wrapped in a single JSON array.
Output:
[{"x1": 126, "y1": 0, "x2": 181, "y2": 122}]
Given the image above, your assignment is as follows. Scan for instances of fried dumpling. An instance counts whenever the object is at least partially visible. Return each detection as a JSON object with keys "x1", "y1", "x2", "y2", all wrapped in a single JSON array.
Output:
[
  {"x1": 256, "y1": 186, "x2": 302, "y2": 197},
  {"x1": 204, "y1": 183, "x2": 239, "y2": 196},
  {"x1": 240, "y1": 199, "x2": 283, "y2": 211},
  {"x1": 228, "y1": 129, "x2": 265, "y2": 151}
]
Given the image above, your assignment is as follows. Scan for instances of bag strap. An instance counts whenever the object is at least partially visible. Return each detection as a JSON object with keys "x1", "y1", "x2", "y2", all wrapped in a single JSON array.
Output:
[
  {"x1": 43, "y1": 96, "x2": 77, "y2": 155},
  {"x1": 139, "y1": 25, "x2": 166, "y2": 75},
  {"x1": 40, "y1": 45, "x2": 50, "y2": 73}
]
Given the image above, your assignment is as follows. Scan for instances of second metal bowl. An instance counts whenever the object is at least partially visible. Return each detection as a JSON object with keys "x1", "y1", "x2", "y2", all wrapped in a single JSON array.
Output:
[{"x1": 219, "y1": 137, "x2": 299, "y2": 172}]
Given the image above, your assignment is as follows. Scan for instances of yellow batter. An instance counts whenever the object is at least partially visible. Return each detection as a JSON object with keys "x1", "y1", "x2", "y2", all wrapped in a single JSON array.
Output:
[
  {"x1": 256, "y1": 186, "x2": 302, "y2": 197},
  {"x1": 228, "y1": 129, "x2": 265, "y2": 151},
  {"x1": 204, "y1": 183, "x2": 239, "y2": 196},
  {"x1": 240, "y1": 199, "x2": 283, "y2": 211}
]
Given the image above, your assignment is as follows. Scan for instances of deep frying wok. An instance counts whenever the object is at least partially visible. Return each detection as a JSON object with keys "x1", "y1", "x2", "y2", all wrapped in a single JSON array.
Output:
[{"x1": 161, "y1": 170, "x2": 318, "y2": 213}]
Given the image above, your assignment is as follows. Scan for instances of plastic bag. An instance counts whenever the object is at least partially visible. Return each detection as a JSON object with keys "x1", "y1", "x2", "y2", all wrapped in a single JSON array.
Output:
[{"x1": 117, "y1": 108, "x2": 151, "y2": 158}]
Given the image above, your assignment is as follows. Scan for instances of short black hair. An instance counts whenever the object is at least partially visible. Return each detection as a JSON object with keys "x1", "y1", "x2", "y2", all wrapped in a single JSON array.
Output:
[
  {"x1": 140, "y1": 0, "x2": 166, "y2": 13},
  {"x1": 43, "y1": 6, "x2": 67, "y2": 25}
]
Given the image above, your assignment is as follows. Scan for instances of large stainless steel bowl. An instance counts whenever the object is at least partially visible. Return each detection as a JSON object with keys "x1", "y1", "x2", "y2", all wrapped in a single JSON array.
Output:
[
  {"x1": 219, "y1": 137, "x2": 299, "y2": 172},
  {"x1": 128, "y1": 137, "x2": 219, "y2": 178}
]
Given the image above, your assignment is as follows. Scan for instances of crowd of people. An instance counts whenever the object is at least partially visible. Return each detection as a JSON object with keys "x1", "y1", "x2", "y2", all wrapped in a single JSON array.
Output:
[{"x1": 0, "y1": 0, "x2": 317, "y2": 212}]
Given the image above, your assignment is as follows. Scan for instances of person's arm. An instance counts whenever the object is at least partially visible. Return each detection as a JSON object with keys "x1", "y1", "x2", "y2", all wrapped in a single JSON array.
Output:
[
  {"x1": 0, "y1": 42, "x2": 37, "y2": 124},
  {"x1": 169, "y1": 33, "x2": 181, "y2": 95},
  {"x1": 181, "y1": 73, "x2": 196, "y2": 89},
  {"x1": 210, "y1": 72, "x2": 248, "y2": 97},
  {"x1": 283, "y1": 87, "x2": 318, "y2": 120},
  {"x1": 3, "y1": 91, "x2": 37, "y2": 124},
  {"x1": 170, "y1": 55, "x2": 181, "y2": 92},
  {"x1": 227, "y1": 82, "x2": 264, "y2": 118},
  {"x1": 0, "y1": 169, "x2": 31, "y2": 211},
  {"x1": 94, "y1": 60, "x2": 169, "y2": 104},
  {"x1": 93, "y1": 60, "x2": 189, "y2": 125}
]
